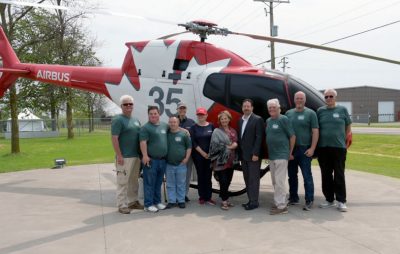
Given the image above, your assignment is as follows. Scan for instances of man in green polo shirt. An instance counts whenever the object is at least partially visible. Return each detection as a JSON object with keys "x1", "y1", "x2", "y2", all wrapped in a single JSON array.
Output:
[
  {"x1": 317, "y1": 89, "x2": 352, "y2": 212},
  {"x1": 140, "y1": 106, "x2": 168, "y2": 213},
  {"x1": 111, "y1": 95, "x2": 143, "y2": 214},
  {"x1": 285, "y1": 91, "x2": 319, "y2": 211},
  {"x1": 165, "y1": 115, "x2": 192, "y2": 209},
  {"x1": 266, "y1": 98, "x2": 296, "y2": 215}
]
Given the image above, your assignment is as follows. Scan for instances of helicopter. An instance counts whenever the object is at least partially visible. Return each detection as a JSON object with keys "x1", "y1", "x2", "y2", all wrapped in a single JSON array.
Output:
[{"x1": 1, "y1": 2, "x2": 399, "y2": 196}]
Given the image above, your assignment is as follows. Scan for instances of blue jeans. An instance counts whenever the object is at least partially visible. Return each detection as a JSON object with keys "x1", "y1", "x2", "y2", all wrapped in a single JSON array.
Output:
[
  {"x1": 143, "y1": 159, "x2": 166, "y2": 207},
  {"x1": 288, "y1": 146, "x2": 314, "y2": 202},
  {"x1": 166, "y1": 163, "x2": 187, "y2": 203}
]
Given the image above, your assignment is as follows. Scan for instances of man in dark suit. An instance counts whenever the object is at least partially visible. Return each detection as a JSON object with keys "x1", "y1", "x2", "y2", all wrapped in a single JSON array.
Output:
[{"x1": 238, "y1": 99, "x2": 264, "y2": 210}]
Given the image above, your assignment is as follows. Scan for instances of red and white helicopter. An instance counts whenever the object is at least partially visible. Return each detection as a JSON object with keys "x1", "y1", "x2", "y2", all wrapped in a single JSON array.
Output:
[
  {"x1": 2, "y1": 18, "x2": 399, "y2": 125},
  {"x1": 1, "y1": 1, "x2": 399, "y2": 195}
]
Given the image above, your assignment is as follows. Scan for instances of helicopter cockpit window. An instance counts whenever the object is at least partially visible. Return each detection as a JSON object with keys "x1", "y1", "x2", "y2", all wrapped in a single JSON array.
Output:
[
  {"x1": 173, "y1": 59, "x2": 189, "y2": 71},
  {"x1": 203, "y1": 73, "x2": 227, "y2": 104},
  {"x1": 204, "y1": 73, "x2": 288, "y2": 120},
  {"x1": 287, "y1": 77, "x2": 325, "y2": 112},
  {"x1": 229, "y1": 74, "x2": 288, "y2": 119}
]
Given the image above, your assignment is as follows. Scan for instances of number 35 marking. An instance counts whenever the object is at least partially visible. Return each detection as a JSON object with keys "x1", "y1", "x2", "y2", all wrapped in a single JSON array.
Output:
[{"x1": 149, "y1": 86, "x2": 183, "y2": 117}]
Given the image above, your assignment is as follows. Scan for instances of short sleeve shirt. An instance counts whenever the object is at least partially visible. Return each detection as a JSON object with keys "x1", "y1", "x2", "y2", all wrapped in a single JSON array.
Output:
[
  {"x1": 111, "y1": 114, "x2": 141, "y2": 158},
  {"x1": 266, "y1": 115, "x2": 295, "y2": 160},
  {"x1": 139, "y1": 121, "x2": 169, "y2": 158},
  {"x1": 285, "y1": 107, "x2": 319, "y2": 146},
  {"x1": 167, "y1": 131, "x2": 192, "y2": 166},
  {"x1": 317, "y1": 105, "x2": 352, "y2": 148}
]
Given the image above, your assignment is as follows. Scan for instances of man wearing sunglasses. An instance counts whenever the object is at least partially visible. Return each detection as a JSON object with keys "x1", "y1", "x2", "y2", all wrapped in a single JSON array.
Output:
[
  {"x1": 317, "y1": 89, "x2": 352, "y2": 212},
  {"x1": 111, "y1": 95, "x2": 144, "y2": 214}
]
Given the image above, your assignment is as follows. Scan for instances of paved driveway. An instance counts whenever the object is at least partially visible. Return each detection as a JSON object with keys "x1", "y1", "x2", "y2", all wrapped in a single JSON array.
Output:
[{"x1": 0, "y1": 164, "x2": 399, "y2": 254}]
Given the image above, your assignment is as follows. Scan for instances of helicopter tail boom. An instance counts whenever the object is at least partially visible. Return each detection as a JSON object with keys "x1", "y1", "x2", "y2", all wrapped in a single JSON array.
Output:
[{"x1": 0, "y1": 26, "x2": 26, "y2": 96}]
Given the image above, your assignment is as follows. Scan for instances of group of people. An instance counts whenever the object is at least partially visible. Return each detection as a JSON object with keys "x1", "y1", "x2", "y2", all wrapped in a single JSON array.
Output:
[{"x1": 111, "y1": 88, "x2": 352, "y2": 215}]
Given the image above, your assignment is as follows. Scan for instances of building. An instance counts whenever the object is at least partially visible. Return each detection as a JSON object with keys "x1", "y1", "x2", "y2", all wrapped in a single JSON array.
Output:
[{"x1": 332, "y1": 86, "x2": 400, "y2": 123}]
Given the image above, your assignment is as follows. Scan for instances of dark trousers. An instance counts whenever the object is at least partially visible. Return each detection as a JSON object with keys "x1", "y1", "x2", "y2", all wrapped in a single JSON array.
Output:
[
  {"x1": 317, "y1": 147, "x2": 347, "y2": 203},
  {"x1": 216, "y1": 168, "x2": 234, "y2": 201},
  {"x1": 193, "y1": 155, "x2": 212, "y2": 201},
  {"x1": 242, "y1": 160, "x2": 261, "y2": 205}
]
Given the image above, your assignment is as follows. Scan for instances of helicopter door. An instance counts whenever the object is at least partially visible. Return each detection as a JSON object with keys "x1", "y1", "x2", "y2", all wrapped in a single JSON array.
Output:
[{"x1": 203, "y1": 73, "x2": 289, "y2": 120}]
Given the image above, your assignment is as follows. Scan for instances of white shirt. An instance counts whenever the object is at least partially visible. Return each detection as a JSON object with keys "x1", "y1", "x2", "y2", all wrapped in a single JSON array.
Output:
[{"x1": 241, "y1": 113, "x2": 252, "y2": 138}]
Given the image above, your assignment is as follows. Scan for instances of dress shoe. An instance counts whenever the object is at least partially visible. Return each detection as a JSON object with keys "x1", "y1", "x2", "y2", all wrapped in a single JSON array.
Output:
[
  {"x1": 244, "y1": 203, "x2": 259, "y2": 210},
  {"x1": 241, "y1": 202, "x2": 250, "y2": 208},
  {"x1": 128, "y1": 201, "x2": 144, "y2": 210},
  {"x1": 118, "y1": 207, "x2": 131, "y2": 214}
]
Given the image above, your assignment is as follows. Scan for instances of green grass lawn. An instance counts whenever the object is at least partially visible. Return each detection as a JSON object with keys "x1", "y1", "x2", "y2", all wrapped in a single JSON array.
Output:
[
  {"x1": 0, "y1": 131, "x2": 114, "y2": 173},
  {"x1": 346, "y1": 134, "x2": 400, "y2": 178},
  {"x1": 1, "y1": 132, "x2": 399, "y2": 178}
]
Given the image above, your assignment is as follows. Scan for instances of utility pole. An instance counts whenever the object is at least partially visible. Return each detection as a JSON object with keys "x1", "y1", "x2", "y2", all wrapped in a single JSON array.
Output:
[
  {"x1": 279, "y1": 57, "x2": 289, "y2": 72},
  {"x1": 254, "y1": 0, "x2": 290, "y2": 69}
]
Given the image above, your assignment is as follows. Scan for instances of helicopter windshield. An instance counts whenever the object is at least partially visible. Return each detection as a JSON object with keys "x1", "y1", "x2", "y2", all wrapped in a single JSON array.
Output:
[
  {"x1": 287, "y1": 75, "x2": 325, "y2": 111},
  {"x1": 204, "y1": 73, "x2": 289, "y2": 119}
]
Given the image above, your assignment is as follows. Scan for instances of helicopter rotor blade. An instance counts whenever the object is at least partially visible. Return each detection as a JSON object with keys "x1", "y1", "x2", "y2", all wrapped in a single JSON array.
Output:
[
  {"x1": 0, "y1": 0, "x2": 178, "y2": 26},
  {"x1": 0, "y1": 0, "x2": 68, "y2": 10},
  {"x1": 231, "y1": 31, "x2": 400, "y2": 65},
  {"x1": 93, "y1": 10, "x2": 177, "y2": 26},
  {"x1": 157, "y1": 31, "x2": 190, "y2": 40}
]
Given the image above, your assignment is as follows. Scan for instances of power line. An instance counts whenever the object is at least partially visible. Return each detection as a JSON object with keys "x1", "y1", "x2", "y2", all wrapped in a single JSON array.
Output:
[
  {"x1": 286, "y1": 0, "x2": 377, "y2": 38},
  {"x1": 247, "y1": 0, "x2": 400, "y2": 59},
  {"x1": 255, "y1": 19, "x2": 400, "y2": 66},
  {"x1": 290, "y1": 0, "x2": 400, "y2": 40},
  {"x1": 217, "y1": 0, "x2": 248, "y2": 24}
]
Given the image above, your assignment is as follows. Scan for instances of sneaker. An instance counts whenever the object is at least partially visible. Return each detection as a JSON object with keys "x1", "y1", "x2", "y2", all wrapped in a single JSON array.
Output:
[
  {"x1": 156, "y1": 203, "x2": 166, "y2": 210},
  {"x1": 144, "y1": 205, "x2": 158, "y2": 213},
  {"x1": 319, "y1": 201, "x2": 336, "y2": 208},
  {"x1": 288, "y1": 199, "x2": 300, "y2": 206},
  {"x1": 185, "y1": 196, "x2": 190, "y2": 202},
  {"x1": 206, "y1": 199, "x2": 216, "y2": 206},
  {"x1": 128, "y1": 201, "x2": 144, "y2": 210},
  {"x1": 337, "y1": 202, "x2": 347, "y2": 212},
  {"x1": 118, "y1": 207, "x2": 131, "y2": 214},
  {"x1": 178, "y1": 202, "x2": 186, "y2": 209},
  {"x1": 199, "y1": 198, "x2": 205, "y2": 205},
  {"x1": 270, "y1": 207, "x2": 288, "y2": 215},
  {"x1": 165, "y1": 203, "x2": 176, "y2": 209},
  {"x1": 303, "y1": 201, "x2": 313, "y2": 211}
]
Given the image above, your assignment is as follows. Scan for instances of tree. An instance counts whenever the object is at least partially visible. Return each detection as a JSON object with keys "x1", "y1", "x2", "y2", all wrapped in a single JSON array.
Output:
[
  {"x1": 0, "y1": 1, "x2": 57, "y2": 153},
  {"x1": 1, "y1": 1, "x2": 101, "y2": 147}
]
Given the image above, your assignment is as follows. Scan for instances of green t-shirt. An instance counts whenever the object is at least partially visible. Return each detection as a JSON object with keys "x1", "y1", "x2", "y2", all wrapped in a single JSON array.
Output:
[
  {"x1": 317, "y1": 105, "x2": 352, "y2": 148},
  {"x1": 111, "y1": 114, "x2": 141, "y2": 158},
  {"x1": 266, "y1": 115, "x2": 295, "y2": 160},
  {"x1": 167, "y1": 131, "x2": 191, "y2": 166},
  {"x1": 139, "y1": 121, "x2": 169, "y2": 158},
  {"x1": 285, "y1": 107, "x2": 319, "y2": 146}
]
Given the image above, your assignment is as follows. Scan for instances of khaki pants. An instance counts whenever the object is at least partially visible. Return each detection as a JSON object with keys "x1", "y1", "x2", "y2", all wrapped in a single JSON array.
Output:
[
  {"x1": 116, "y1": 157, "x2": 141, "y2": 208},
  {"x1": 270, "y1": 159, "x2": 288, "y2": 209}
]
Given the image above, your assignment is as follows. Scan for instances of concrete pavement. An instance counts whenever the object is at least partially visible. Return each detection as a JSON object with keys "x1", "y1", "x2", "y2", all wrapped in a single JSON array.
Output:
[
  {"x1": 0, "y1": 164, "x2": 399, "y2": 254},
  {"x1": 352, "y1": 127, "x2": 400, "y2": 135}
]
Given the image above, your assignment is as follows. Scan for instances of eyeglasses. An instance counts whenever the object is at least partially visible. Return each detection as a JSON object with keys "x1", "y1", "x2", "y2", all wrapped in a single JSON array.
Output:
[
  {"x1": 324, "y1": 95, "x2": 334, "y2": 99},
  {"x1": 178, "y1": 107, "x2": 186, "y2": 109},
  {"x1": 122, "y1": 103, "x2": 133, "y2": 106}
]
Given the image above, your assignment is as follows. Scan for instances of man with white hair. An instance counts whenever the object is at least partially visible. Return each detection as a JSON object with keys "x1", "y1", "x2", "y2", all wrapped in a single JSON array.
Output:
[
  {"x1": 265, "y1": 98, "x2": 296, "y2": 215},
  {"x1": 317, "y1": 89, "x2": 352, "y2": 212},
  {"x1": 111, "y1": 95, "x2": 143, "y2": 214},
  {"x1": 285, "y1": 91, "x2": 319, "y2": 211}
]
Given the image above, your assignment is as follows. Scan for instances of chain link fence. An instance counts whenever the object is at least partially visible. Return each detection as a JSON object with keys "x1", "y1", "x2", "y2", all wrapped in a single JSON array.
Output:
[{"x1": 0, "y1": 118, "x2": 112, "y2": 138}]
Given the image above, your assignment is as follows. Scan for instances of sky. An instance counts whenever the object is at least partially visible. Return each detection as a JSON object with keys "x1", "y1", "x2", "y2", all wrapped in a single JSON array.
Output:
[{"x1": 83, "y1": 0, "x2": 400, "y2": 92}]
